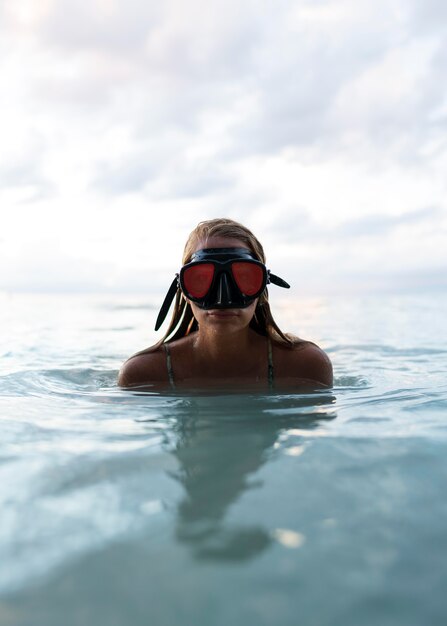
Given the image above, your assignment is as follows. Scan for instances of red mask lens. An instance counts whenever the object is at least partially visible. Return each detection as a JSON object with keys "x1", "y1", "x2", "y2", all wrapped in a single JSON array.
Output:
[
  {"x1": 183, "y1": 263, "x2": 215, "y2": 298},
  {"x1": 231, "y1": 262, "x2": 264, "y2": 296}
]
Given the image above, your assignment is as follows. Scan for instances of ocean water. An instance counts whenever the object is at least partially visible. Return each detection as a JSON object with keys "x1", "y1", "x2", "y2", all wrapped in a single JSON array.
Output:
[{"x1": 1, "y1": 291, "x2": 447, "y2": 626}]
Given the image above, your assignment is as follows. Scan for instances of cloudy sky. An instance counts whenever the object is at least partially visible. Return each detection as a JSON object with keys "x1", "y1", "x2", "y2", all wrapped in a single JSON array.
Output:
[{"x1": 1, "y1": 0, "x2": 446, "y2": 295}]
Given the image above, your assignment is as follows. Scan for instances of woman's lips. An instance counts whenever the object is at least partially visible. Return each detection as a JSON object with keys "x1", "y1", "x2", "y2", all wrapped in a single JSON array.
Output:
[{"x1": 207, "y1": 310, "x2": 239, "y2": 317}]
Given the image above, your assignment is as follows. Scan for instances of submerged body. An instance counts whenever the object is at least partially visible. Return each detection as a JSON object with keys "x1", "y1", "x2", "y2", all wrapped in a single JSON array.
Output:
[{"x1": 118, "y1": 224, "x2": 332, "y2": 391}]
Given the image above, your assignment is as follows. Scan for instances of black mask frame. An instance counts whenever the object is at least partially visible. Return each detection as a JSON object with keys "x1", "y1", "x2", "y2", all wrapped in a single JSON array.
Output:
[{"x1": 154, "y1": 248, "x2": 290, "y2": 331}]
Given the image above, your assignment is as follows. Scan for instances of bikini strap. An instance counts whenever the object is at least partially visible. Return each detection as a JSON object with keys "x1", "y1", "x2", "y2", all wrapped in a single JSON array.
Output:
[
  {"x1": 267, "y1": 337, "x2": 274, "y2": 390},
  {"x1": 163, "y1": 343, "x2": 176, "y2": 389}
]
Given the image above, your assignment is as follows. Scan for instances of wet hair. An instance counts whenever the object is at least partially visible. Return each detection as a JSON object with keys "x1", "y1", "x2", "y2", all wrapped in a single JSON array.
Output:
[{"x1": 157, "y1": 218, "x2": 294, "y2": 347}]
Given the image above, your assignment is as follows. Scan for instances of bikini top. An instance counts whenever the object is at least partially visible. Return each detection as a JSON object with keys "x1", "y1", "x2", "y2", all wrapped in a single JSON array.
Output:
[{"x1": 163, "y1": 337, "x2": 274, "y2": 390}]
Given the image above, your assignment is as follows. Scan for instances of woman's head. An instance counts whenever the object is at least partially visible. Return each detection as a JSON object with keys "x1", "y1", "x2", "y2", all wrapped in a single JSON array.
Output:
[{"x1": 155, "y1": 218, "x2": 293, "y2": 346}]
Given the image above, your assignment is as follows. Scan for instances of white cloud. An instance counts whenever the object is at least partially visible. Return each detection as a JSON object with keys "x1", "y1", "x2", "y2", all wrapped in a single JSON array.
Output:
[{"x1": 1, "y1": 0, "x2": 446, "y2": 294}]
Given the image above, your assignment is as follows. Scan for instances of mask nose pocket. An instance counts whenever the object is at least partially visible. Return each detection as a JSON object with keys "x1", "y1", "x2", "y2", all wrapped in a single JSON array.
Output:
[{"x1": 216, "y1": 273, "x2": 234, "y2": 306}]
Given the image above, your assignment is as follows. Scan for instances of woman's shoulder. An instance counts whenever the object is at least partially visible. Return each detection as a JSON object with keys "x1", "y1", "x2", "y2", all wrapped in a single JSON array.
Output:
[
  {"x1": 118, "y1": 335, "x2": 195, "y2": 387},
  {"x1": 118, "y1": 345, "x2": 167, "y2": 387},
  {"x1": 273, "y1": 336, "x2": 333, "y2": 387}
]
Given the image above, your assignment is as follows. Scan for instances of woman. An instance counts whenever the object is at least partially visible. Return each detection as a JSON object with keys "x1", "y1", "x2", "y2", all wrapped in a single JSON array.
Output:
[{"x1": 118, "y1": 218, "x2": 332, "y2": 390}]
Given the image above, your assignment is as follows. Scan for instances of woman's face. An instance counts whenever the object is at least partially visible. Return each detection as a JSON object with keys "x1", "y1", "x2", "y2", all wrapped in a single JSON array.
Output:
[{"x1": 188, "y1": 236, "x2": 258, "y2": 331}]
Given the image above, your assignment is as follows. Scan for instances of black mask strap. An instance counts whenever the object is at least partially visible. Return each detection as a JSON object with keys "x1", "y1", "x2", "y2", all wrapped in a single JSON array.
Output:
[
  {"x1": 268, "y1": 272, "x2": 290, "y2": 289},
  {"x1": 154, "y1": 276, "x2": 179, "y2": 331}
]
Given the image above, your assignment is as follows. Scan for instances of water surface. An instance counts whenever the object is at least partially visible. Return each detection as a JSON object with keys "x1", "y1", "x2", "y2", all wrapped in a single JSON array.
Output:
[{"x1": 1, "y1": 292, "x2": 446, "y2": 626}]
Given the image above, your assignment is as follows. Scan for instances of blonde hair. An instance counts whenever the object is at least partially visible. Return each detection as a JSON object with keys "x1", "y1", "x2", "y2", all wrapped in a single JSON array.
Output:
[{"x1": 134, "y1": 218, "x2": 295, "y2": 357}]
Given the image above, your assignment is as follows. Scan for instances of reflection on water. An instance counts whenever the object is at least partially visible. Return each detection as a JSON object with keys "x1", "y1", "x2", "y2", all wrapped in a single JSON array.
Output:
[{"x1": 159, "y1": 392, "x2": 337, "y2": 562}]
